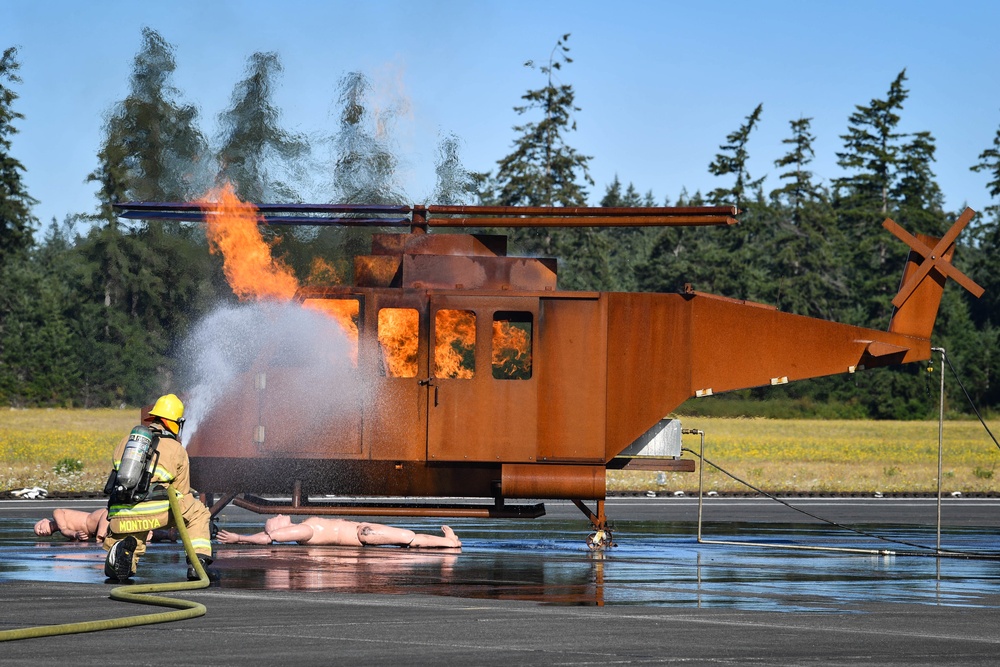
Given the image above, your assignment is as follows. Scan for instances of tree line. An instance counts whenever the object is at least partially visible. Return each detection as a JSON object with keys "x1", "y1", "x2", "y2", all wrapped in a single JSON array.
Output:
[{"x1": 0, "y1": 31, "x2": 997, "y2": 418}]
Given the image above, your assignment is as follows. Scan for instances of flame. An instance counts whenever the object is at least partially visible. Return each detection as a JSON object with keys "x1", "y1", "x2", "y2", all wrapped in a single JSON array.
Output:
[
  {"x1": 196, "y1": 186, "x2": 531, "y2": 382},
  {"x1": 434, "y1": 310, "x2": 475, "y2": 379},
  {"x1": 378, "y1": 308, "x2": 419, "y2": 377},
  {"x1": 492, "y1": 320, "x2": 531, "y2": 379},
  {"x1": 305, "y1": 257, "x2": 344, "y2": 286},
  {"x1": 198, "y1": 183, "x2": 358, "y2": 364},
  {"x1": 199, "y1": 183, "x2": 298, "y2": 301},
  {"x1": 301, "y1": 298, "x2": 359, "y2": 364}
]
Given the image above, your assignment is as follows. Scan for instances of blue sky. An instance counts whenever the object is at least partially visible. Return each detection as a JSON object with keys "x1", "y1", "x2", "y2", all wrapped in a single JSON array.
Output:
[{"x1": 5, "y1": 0, "x2": 1000, "y2": 228}]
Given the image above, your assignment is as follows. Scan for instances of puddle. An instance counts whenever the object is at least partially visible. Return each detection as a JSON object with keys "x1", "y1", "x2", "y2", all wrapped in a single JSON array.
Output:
[{"x1": 3, "y1": 511, "x2": 999, "y2": 610}]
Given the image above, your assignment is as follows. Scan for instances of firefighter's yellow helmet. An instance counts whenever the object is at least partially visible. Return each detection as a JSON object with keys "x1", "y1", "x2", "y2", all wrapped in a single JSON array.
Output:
[{"x1": 148, "y1": 394, "x2": 184, "y2": 434}]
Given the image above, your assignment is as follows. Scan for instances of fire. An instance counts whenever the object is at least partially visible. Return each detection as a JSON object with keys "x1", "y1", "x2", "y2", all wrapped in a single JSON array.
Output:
[
  {"x1": 196, "y1": 185, "x2": 531, "y2": 381},
  {"x1": 434, "y1": 310, "x2": 475, "y2": 379},
  {"x1": 301, "y1": 298, "x2": 360, "y2": 364},
  {"x1": 378, "y1": 308, "x2": 419, "y2": 377},
  {"x1": 492, "y1": 320, "x2": 531, "y2": 379},
  {"x1": 199, "y1": 183, "x2": 298, "y2": 301},
  {"x1": 198, "y1": 183, "x2": 358, "y2": 363},
  {"x1": 304, "y1": 257, "x2": 344, "y2": 286}
]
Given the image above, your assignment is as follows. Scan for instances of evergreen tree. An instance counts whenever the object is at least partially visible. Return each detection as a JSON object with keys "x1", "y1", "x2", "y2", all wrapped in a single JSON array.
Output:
[
  {"x1": 671, "y1": 103, "x2": 768, "y2": 301},
  {"x1": 305, "y1": 71, "x2": 409, "y2": 279},
  {"x1": 969, "y1": 118, "x2": 1000, "y2": 328},
  {"x1": 492, "y1": 35, "x2": 600, "y2": 289},
  {"x1": 833, "y1": 70, "x2": 911, "y2": 326},
  {"x1": 430, "y1": 133, "x2": 476, "y2": 205},
  {"x1": 771, "y1": 117, "x2": 820, "y2": 223},
  {"x1": 494, "y1": 34, "x2": 593, "y2": 210},
  {"x1": 216, "y1": 51, "x2": 309, "y2": 203},
  {"x1": 768, "y1": 117, "x2": 844, "y2": 319},
  {"x1": 971, "y1": 118, "x2": 1000, "y2": 220},
  {"x1": 967, "y1": 117, "x2": 1000, "y2": 408},
  {"x1": 89, "y1": 28, "x2": 211, "y2": 207},
  {"x1": 329, "y1": 71, "x2": 405, "y2": 205},
  {"x1": 0, "y1": 220, "x2": 82, "y2": 406},
  {"x1": 598, "y1": 176, "x2": 656, "y2": 291},
  {"x1": 708, "y1": 103, "x2": 764, "y2": 209},
  {"x1": 0, "y1": 47, "x2": 36, "y2": 266},
  {"x1": 79, "y1": 28, "x2": 215, "y2": 403},
  {"x1": 835, "y1": 69, "x2": 908, "y2": 215},
  {"x1": 892, "y1": 130, "x2": 947, "y2": 235}
]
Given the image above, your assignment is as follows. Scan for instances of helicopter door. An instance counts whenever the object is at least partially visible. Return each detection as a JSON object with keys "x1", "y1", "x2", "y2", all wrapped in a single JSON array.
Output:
[
  {"x1": 427, "y1": 296, "x2": 538, "y2": 463},
  {"x1": 256, "y1": 296, "x2": 364, "y2": 457},
  {"x1": 364, "y1": 295, "x2": 429, "y2": 463}
]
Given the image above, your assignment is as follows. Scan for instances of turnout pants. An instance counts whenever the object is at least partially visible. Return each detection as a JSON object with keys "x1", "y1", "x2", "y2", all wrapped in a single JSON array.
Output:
[{"x1": 104, "y1": 490, "x2": 212, "y2": 574}]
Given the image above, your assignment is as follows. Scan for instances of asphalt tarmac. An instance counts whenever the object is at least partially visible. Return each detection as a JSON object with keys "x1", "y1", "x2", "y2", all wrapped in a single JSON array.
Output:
[{"x1": 2, "y1": 496, "x2": 999, "y2": 665}]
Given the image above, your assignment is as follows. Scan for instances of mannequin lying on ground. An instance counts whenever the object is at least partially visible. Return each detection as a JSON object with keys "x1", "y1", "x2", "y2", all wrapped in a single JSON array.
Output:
[
  {"x1": 34, "y1": 508, "x2": 109, "y2": 542},
  {"x1": 216, "y1": 515, "x2": 461, "y2": 548},
  {"x1": 34, "y1": 508, "x2": 177, "y2": 543}
]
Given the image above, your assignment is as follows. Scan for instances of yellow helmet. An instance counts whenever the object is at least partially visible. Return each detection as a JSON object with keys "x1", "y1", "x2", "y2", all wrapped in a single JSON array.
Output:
[{"x1": 148, "y1": 394, "x2": 184, "y2": 435}]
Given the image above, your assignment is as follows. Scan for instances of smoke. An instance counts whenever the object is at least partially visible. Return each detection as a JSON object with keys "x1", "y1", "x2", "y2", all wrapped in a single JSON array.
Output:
[{"x1": 178, "y1": 300, "x2": 360, "y2": 444}]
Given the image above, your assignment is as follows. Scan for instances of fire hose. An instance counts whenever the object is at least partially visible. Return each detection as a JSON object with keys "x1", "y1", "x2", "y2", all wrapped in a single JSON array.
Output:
[{"x1": 0, "y1": 485, "x2": 210, "y2": 642}]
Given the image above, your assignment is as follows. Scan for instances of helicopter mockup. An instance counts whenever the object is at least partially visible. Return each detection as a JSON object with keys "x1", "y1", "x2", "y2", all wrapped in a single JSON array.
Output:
[{"x1": 115, "y1": 200, "x2": 983, "y2": 547}]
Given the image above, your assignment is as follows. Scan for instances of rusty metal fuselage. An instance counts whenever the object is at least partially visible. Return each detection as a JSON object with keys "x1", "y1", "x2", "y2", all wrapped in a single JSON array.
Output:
[
  {"x1": 183, "y1": 206, "x2": 981, "y2": 512},
  {"x1": 113, "y1": 201, "x2": 982, "y2": 529}
]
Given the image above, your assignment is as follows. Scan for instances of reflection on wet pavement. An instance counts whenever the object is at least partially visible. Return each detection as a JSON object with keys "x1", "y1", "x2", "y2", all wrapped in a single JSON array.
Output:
[{"x1": 3, "y1": 514, "x2": 999, "y2": 611}]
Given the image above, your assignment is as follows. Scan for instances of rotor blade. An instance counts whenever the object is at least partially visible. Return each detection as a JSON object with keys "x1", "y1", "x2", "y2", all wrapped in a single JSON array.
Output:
[
  {"x1": 115, "y1": 210, "x2": 412, "y2": 226},
  {"x1": 113, "y1": 202, "x2": 740, "y2": 228}
]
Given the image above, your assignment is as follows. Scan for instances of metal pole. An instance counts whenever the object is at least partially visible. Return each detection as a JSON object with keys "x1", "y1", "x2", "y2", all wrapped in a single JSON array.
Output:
[
  {"x1": 932, "y1": 346, "x2": 945, "y2": 554},
  {"x1": 688, "y1": 429, "x2": 705, "y2": 542}
]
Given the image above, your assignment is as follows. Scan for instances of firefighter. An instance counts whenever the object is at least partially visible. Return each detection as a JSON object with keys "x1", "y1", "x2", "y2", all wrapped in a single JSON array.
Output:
[{"x1": 102, "y1": 393, "x2": 215, "y2": 582}]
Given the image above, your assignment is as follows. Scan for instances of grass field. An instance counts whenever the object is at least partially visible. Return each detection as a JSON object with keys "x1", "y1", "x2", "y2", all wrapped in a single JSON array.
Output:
[
  {"x1": 2, "y1": 409, "x2": 998, "y2": 495},
  {"x1": 609, "y1": 416, "x2": 1000, "y2": 495},
  {"x1": 1, "y1": 408, "x2": 136, "y2": 494}
]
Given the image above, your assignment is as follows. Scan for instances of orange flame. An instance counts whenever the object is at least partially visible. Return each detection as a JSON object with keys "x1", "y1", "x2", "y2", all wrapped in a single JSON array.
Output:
[
  {"x1": 434, "y1": 310, "x2": 476, "y2": 379},
  {"x1": 198, "y1": 183, "x2": 358, "y2": 364},
  {"x1": 378, "y1": 308, "x2": 419, "y2": 377},
  {"x1": 199, "y1": 183, "x2": 298, "y2": 301},
  {"x1": 301, "y1": 298, "x2": 360, "y2": 364},
  {"x1": 492, "y1": 320, "x2": 531, "y2": 379}
]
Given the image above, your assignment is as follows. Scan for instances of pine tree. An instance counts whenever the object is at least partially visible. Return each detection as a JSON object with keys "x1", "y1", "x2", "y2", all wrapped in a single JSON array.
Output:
[
  {"x1": 598, "y1": 176, "x2": 656, "y2": 291},
  {"x1": 892, "y1": 130, "x2": 947, "y2": 235},
  {"x1": 430, "y1": 133, "x2": 476, "y2": 205},
  {"x1": 971, "y1": 119, "x2": 1000, "y2": 219},
  {"x1": 708, "y1": 103, "x2": 764, "y2": 209},
  {"x1": 492, "y1": 35, "x2": 599, "y2": 288},
  {"x1": 329, "y1": 71, "x2": 405, "y2": 205},
  {"x1": 835, "y1": 69, "x2": 908, "y2": 215},
  {"x1": 0, "y1": 47, "x2": 37, "y2": 266},
  {"x1": 693, "y1": 103, "x2": 767, "y2": 300},
  {"x1": 968, "y1": 117, "x2": 1000, "y2": 335},
  {"x1": 303, "y1": 71, "x2": 409, "y2": 280},
  {"x1": 89, "y1": 28, "x2": 211, "y2": 208},
  {"x1": 771, "y1": 117, "x2": 820, "y2": 223},
  {"x1": 216, "y1": 51, "x2": 309, "y2": 203},
  {"x1": 494, "y1": 34, "x2": 593, "y2": 210},
  {"x1": 79, "y1": 28, "x2": 214, "y2": 403},
  {"x1": 768, "y1": 117, "x2": 844, "y2": 318},
  {"x1": 833, "y1": 70, "x2": 911, "y2": 327}
]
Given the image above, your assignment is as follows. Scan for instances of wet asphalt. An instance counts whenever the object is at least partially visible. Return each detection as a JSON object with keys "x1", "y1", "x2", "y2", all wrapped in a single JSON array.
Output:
[{"x1": 1, "y1": 496, "x2": 999, "y2": 665}]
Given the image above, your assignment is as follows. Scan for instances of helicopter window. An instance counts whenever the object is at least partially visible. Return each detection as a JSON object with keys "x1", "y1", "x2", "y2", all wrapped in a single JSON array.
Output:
[
  {"x1": 434, "y1": 309, "x2": 475, "y2": 379},
  {"x1": 301, "y1": 298, "x2": 360, "y2": 367},
  {"x1": 492, "y1": 311, "x2": 532, "y2": 380},
  {"x1": 378, "y1": 308, "x2": 419, "y2": 378}
]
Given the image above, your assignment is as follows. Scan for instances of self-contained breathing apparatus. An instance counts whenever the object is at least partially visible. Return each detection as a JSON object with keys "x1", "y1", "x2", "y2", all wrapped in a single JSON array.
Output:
[{"x1": 104, "y1": 424, "x2": 162, "y2": 505}]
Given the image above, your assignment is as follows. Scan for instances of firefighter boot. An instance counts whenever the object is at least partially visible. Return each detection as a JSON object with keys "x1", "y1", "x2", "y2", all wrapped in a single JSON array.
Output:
[
  {"x1": 105, "y1": 535, "x2": 138, "y2": 582},
  {"x1": 187, "y1": 554, "x2": 219, "y2": 582}
]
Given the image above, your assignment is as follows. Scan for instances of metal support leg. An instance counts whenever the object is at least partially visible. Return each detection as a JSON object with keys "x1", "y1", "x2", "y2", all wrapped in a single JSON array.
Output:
[{"x1": 573, "y1": 499, "x2": 615, "y2": 550}]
